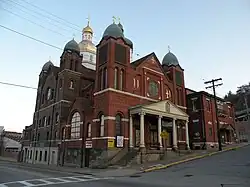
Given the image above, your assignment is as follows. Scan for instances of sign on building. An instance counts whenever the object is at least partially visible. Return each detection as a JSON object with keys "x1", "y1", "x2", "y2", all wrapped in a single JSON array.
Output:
[{"x1": 116, "y1": 136, "x2": 124, "y2": 148}]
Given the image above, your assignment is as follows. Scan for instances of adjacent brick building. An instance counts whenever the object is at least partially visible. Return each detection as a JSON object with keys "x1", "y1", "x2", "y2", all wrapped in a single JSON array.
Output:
[
  {"x1": 21, "y1": 20, "x2": 190, "y2": 168},
  {"x1": 186, "y1": 89, "x2": 236, "y2": 149}
]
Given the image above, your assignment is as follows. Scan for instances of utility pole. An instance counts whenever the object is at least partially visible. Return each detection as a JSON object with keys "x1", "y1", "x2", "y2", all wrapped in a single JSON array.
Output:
[
  {"x1": 204, "y1": 78, "x2": 223, "y2": 151},
  {"x1": 237, "y1": 85, "x2": 250, "y2": 120}
]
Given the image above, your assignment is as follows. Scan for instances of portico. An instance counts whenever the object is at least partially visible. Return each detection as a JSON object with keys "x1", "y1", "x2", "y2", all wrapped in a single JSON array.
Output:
[{"x1": 129, "y1": 100, "x2": 190, "y2": 150}]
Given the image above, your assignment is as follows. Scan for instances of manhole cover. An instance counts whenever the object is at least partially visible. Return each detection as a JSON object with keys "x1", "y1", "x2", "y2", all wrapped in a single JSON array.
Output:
[{"x1": 184, "y1": 174, "x2": 193, "y2": 177}]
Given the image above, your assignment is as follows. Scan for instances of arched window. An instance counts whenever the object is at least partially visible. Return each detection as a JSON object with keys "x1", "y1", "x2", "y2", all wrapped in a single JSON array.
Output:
[
  {"x1": 103, "y1": 67, "x2": 107, "y2": 89},
  {"x1": 120, "y1": 69, "x2": 124, "y2": 90},
  {"x1": 43, "y1": 116, "x2": 47, "y2": 127},
  {"x1": 87, "y1": 123, "x2": 91, "y2": 138},
  {"x1": 70, "y1": 112, "x2": 81, "y2": 139},
  {"x1": 47, "y1": 88, "x2": 51, "y2": 100},
  {"x1": 115, "y1": 114, "x2": 122, "y2": 136},
  {"x1": 100, "y1": 114, "x2": 105, "y2": 137},
  {"x1": 100, "y1": 69, "x2": 104, "y2": 90},
  {"x1": 114, "y1": 67, "x2": 118, "y2": 89},
  {"x1": 55, "y1": 113, "x2": 59, "y2": 123},
  {"x1": 70, "y1": 80, "x2": 74, "y2": 89},
  {"x1": 70, "y1": 60, "x2": 73, "y2": 70}
]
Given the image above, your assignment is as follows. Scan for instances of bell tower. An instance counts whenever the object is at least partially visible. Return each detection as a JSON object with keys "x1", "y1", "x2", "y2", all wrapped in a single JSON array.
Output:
[{"x1": 162, "y1": 48, "x2": 186, "y2": 109}]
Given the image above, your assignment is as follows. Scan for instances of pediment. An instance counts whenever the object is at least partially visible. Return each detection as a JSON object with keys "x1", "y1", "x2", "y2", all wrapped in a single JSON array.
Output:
[
  {"x1": 143, "y1": 100, "x2": 188, "y2": 117},
  {"x1": 136, "y1": 53, "x2": 165, "y2": 74}
]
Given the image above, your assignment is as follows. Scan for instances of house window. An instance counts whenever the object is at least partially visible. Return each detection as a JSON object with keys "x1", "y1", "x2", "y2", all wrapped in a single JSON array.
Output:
[
  {"x1": 209, "y1": 128, "x2": 212, "y2": 136},
  {"x1": 115, "y1": 114, "x2": 122, "y2": 136},
  {"x1": 87, "y1": 123, "x2": 91, "y2": 138},
  {"x1": 114, "y1": 67, "x2": 118, "y2": 89},
  {"x1": 69, "y1": 80, "x2": 74, "y2": 89},
  {"x1": 206, "y1": 99, "x2": 211, "y2": 112},
  {"x1": 100, "y1": 114, "x2": 105, "y2": 137},
  {"x1": 70, "y1": 112, "x2": 81, "y2": 139},
  {"x1": 191, "y1": 98, "x2": 197, "y2": 111}
]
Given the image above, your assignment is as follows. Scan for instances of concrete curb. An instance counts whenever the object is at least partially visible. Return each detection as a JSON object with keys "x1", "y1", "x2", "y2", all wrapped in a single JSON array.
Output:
[{"x1": 142, "y1": 144, "x2": 249, "y2": 173}]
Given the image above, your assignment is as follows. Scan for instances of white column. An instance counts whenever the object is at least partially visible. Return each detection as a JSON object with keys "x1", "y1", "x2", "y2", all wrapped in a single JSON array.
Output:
[
  {"x1": 129, "y1": 115, "x2": 133, "y2": 148},
  {"x1": 158, "y1": 115, "x2": 162, "y2": 147},
  {"x1": 185, "y1": 120, "x2": 190, "y2": 149},
  {"x1": 173, "y1": 118, "x2": 178, "y2": 148},
  {"x1": 140, "y1": 112, "x2": 145, "y2": 147}
]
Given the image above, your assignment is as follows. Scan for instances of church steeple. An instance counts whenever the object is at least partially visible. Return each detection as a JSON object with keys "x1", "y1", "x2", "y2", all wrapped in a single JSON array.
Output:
[
  {"x1": 79, "y1": 15, "x2": 96, "y2": 70},
  {"x1": 82, "y1": 15, "x2": 93, "y2": 41}
]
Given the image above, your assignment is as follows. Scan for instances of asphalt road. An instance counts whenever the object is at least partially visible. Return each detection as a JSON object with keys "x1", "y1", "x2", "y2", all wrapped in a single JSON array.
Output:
[{"x1": 0, "y1": 145, "x2": 249, "y2": 187}]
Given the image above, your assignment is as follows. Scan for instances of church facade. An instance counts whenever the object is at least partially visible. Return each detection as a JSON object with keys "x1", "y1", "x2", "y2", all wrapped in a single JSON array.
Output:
[{"x1": 21, "y1": 19, "x2": 190, "y2": 168}]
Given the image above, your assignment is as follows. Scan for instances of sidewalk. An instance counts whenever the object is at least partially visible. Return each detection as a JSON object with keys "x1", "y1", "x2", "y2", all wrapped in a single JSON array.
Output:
[
  {"x1": 140, "y1": 142, "x2": 250, "y2": 173},
  {"x1": 0, "y1": 143, "x2": 248, "y2": 177}
]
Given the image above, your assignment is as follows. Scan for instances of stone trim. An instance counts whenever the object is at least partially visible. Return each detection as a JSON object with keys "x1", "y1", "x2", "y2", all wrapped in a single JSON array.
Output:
[
  {"x1": 35, "y1": 100, "x2": 71, "y2": 113},
  {"x1": 91, "y1": 136, "x2": 129, "y2": 140},
  {"x1": 130, "y1": 107, "x2": 188, "y2": 121},
  {"x1": 176, "y1": 105, "x2": 187, "y2": 109},
  {"x1": 92, "y1": 116, "x2": 129, "y2": 122},
  {"x1": 143, "y1": 66, "x2": 164, "y2": 76},
  {"x1": 58, "y1": 69, "x2": 82, "y2": 76},
  {"x1": 93, "y1": 88, "x2": 157, "y2": 102}
]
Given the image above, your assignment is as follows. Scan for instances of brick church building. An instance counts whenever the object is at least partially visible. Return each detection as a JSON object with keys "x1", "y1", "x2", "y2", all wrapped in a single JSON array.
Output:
[{"x1": 21, "y1": 19, "x2": 190, "y2": 168}]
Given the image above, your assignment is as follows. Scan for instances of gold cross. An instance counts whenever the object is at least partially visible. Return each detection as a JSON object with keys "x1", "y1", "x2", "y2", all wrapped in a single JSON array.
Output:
[
  {"x1": 112, "y1": 16, "x2": 117, "y2": 23},
  {"x1": 168, "y1": 45, "x2": 171, "y2": 52},
  {"x1": 117, "y1": 17, "x2": 121, "y2": 23},
  {"x1": 87, "y1": 14, "x2": 90, "y2": 25}
]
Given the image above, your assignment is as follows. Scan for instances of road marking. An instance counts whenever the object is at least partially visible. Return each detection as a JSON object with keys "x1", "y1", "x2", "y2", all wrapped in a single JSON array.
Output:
[{"x1": 0, "y1": 175, "x2": 112, "y2": 187}]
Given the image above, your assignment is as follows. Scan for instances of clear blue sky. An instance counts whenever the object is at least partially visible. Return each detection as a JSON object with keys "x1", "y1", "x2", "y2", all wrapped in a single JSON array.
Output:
[{"x1": 0, "y1": 0, "x2": 250, "y2": 132}]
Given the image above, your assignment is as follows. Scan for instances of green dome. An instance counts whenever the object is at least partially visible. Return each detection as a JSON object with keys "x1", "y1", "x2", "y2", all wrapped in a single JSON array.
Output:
[
  {"x1": 103, "y1": 23, "x2": 124, "y2": 38},
  {"x1": 162, "y1": 52, "x2": 179, "y2": 66},
  {"x1": 42, "y1": 60, "x2": 53, "y2": 72},
  {"x1": 124, "y1": 37, "x2": 133, "y2": 49},
  {"x1": 118, "y1": 22, "x2": 124, "y2": 33},
  {"x1": 64, "y1": 39, "x2": 80, "y2": 53}
]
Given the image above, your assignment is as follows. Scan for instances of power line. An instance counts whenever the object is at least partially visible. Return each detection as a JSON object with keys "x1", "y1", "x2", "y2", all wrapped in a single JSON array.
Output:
[
  {"x1": 0, "y1": 81, "x2": 37, "y2": 90},
  {"x1": 1, "y1": 7, "x2": 67, "y2": 37},
  {"x1": 3, "y1": 0, "x2": 99, "y2": 43},
  {"x1": 5, "y1": 0, "x2": 81, "y2": 32},
  {"x1": 0, "y1": 24, "x2": 63, "y2": 50},
  {"x1": 3, "y1": 0, "x2": 73, "y2": 34},
  {"x1": 20, "y1": 0, "x2": 81, "y2": 30}
]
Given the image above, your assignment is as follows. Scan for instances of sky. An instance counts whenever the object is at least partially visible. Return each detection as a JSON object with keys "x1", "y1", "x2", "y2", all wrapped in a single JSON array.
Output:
[{"x1": 0, "y1": 0, "x2": 250, "y2": 132}]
